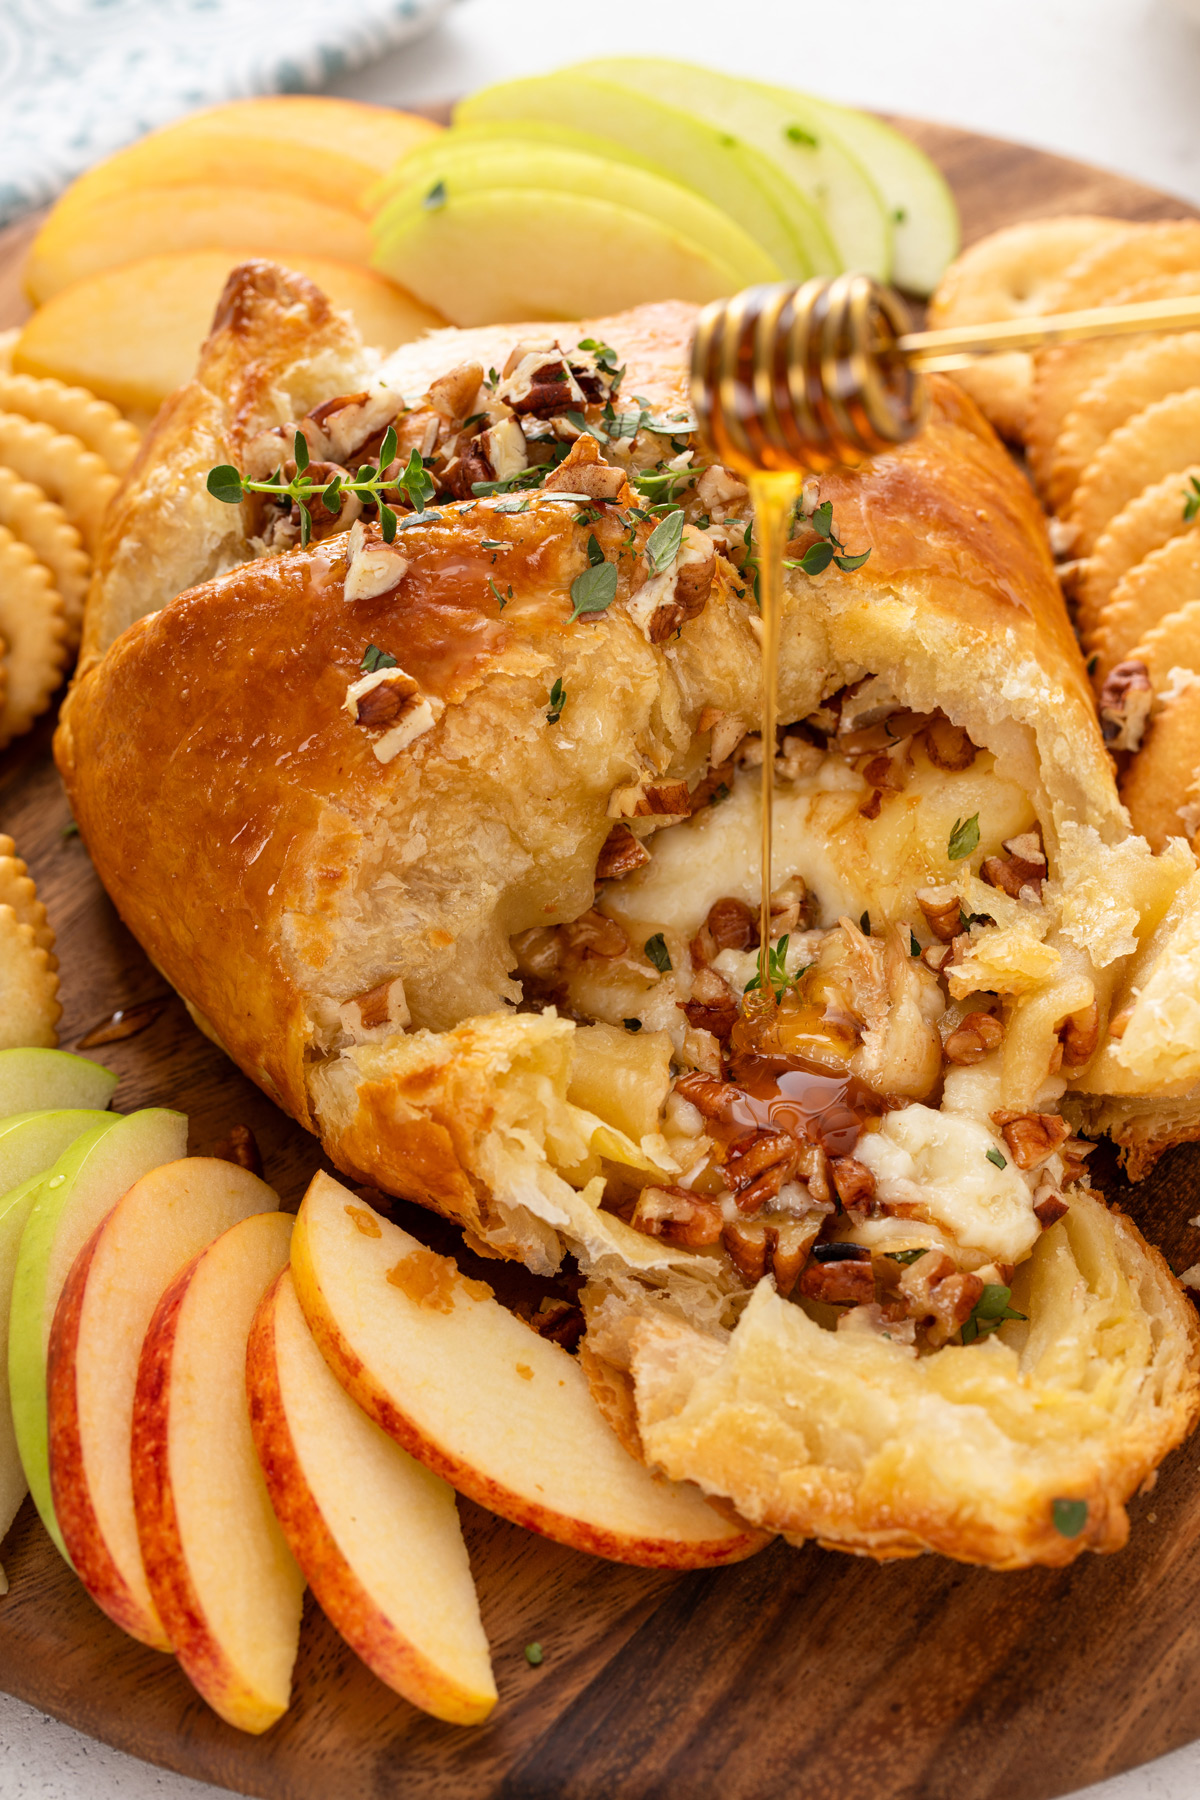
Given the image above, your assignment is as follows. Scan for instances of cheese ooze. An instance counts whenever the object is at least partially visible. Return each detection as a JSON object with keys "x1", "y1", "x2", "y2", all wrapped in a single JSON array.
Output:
[{"x1": 604, "y1": 741, "x2": 1036, "y2": 941}]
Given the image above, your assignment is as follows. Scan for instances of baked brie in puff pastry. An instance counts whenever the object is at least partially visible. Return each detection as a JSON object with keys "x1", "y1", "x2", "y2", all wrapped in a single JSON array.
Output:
[{"x1": 58, "y1": 263, "x2": 1200, "y2": 1568}]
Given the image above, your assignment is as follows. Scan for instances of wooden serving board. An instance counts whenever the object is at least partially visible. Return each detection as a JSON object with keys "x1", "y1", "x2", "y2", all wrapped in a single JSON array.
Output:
[{"x1": 3, "y1": 118, "x2": 1200, "y2": 1800}]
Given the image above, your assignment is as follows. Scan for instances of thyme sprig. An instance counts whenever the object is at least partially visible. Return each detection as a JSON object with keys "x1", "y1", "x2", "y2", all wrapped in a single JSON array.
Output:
[
  {"x1": 784, "y1": 499, "x2": 871, "y2": 576},
  {"x1": 206, "y1": 428, "x2": 435, "y2": 548}
]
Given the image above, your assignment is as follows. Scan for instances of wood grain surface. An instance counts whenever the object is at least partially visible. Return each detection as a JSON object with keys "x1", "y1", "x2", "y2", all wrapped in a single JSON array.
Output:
[{"x1": 3, "y1": 116, "x2": 1200, "y2": 1800}]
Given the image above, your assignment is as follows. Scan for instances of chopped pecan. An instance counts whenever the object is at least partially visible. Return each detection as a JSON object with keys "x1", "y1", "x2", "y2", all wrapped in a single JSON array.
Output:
[
  {"x1": 795, "y1": 1141, "x2": 833, "y2": 1205},
  {"x1": 1099, "y1": 660, "x2": 1153, "y2": 751},
  {"x1": 427, "y1": 360, "x2": 485, "y2": 422},
  {"x1": 687, "y1": 759, "x2": 735, "y2": 815},
  {"x1": 690, "y1": 895, "x2": 759, "y2": 966},
  {"x1": 943, "y1": 1009, "x2": 1005, "y2": 1065},
  {"x1": 1060, "y1": 1137, "x2": 1096, "y2": 1185},
  {"x1": 543, "y1": 431, "x2": 626, "y2": 501},
  {"x1": 859, "y1": 789, "x2": 883, "y2": 820},
  {"x1": 696, "y1": 708, "x2": 747, "y2": 765},
  {"x1": 768, "y1": 879, "x2": 810, "y2": 937},
  {"x1": 830, "y1": 1156, "x2": 876, "y2": 1213},
  {"x1": 725, "y1": 1130, "x2": 802, "y2": 1212},
  {"x1": 630, "y1": 1185, "x2": 724, "y2": 1248},
  {"x1": 611, "y1": 779, "x2": 691, "y2": 819},
  {"x1": 898, "y1": 1249, "x2": 984, "y2": 1348},
  {"x1": 695, "y1": 464, "x2": 749, "y2": 511},
  {"x1": 982, "y1": 830, "x2": 1047, "y2": 901},
  {"x1": 213, "y1": 1124, "x2": 263, "y2": 1178},
  {"x1": 861, "y1": 751, "x2": 906, "y2": 792},
  {"x1": 595, "y1": 822, "x2": 651, "y2": 881},
  {"x1": 772, "y1": 1218, "x2": 820, "y2": 1297},
  {"x1": 798, "y1": 1253, "x2": 875, "y2": 1306},
  {"x1": 1033, "y1": 1189, "x2": 1070, "y2": 1227},
  {"x1": 723, "y1": 1218, "x2": 769, "y2": 1284},
  {"x1": 724, "y1": 1216, "x2": 819, "y2": 1296},
  {"x1": 922, "y1": 717, "x2": 977, "y2": 771},
  {"x1": 340, "y1": 975, "x2": 409, "y2": 1037},
  {"x1": 680, "y1": 966, "x2": 739, "y2": 1041},
  {"x1": 1059, "y1": 1002, "x2": 1099, "y2": 1073},
  {"x1": 562, "y1": 909, "x2": 627, "y2": 960},
  {"x1": 527, "y1": 1297, "x2": 585, "y2": 1351},
  {"x1": 917, "y1": 886, "x2": 962, "y2": 944},
  {"x1": 353, "y1": 670, "x2": 419, "y2": 728},
  {"x1": 922, "y1": 943, "x2": 953, "y2": 973},
  {"x1": 673, "y1": 1071, "x2": 735, "y2": 1121},
  {"x1": 1108, "y1": 1004, "x2": 1134, "y2": 1040},
  {"x1": 991, "y1": 1110, "x2": 1072, "y2": 1170},
  {"x1": 498, "y1": 348, "x2": 584, "y2": 418}
]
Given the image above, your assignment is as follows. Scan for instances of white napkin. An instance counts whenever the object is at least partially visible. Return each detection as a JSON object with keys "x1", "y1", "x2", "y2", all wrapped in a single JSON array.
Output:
[{"x1": 0, "y1": 0, "x2": 451, "y2": 228}]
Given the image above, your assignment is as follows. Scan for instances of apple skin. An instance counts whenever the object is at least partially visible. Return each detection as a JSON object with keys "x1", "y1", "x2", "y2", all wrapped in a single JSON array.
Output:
[
  {"x1": 132, "y1": 1213, "x2": 300, "y2": 1734},
  {"x1": 47, "y1": 1214, "x2": 170, "y2": 1649},
  {"x1": 0, "y1": 1049, "x2": 115, "y2": 1120},
  {"x1": 290, "y1": 1174, "x2": 769, "y2": 1570},
  {"x1": 246, "y1": 1271, "x2": 496, "y2": 1726}
]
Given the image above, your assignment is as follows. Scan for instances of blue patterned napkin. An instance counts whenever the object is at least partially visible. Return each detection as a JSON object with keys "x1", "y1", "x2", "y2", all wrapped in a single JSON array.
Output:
[{"x1": 0, "y1": 0, "x2": 451, "y2": 227}]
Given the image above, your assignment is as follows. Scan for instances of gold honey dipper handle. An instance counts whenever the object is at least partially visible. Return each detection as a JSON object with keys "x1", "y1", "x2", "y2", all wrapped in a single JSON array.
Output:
[{"x1": 691, "y1": 275, "x2": 1200, "y2": 470}]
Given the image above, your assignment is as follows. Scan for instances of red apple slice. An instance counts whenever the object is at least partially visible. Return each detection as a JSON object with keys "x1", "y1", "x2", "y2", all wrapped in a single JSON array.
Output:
[
  {"x1": 247, "y1": 1269, "x2": 497, "y2": 1724},
  {"x1": 132, "y1": 1211, "x2": 302, "y2": 1733},
  {"x1": 48, "y1": 1156, "x2": 278, "y2": 1648},
  {"x1": 290, "y1": 1172, "x2": 769, "y2": 1568}
]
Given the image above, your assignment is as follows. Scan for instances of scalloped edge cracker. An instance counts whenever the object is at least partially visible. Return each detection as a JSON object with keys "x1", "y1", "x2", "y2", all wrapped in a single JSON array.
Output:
[
  {"x1": 0, "y1": 834, "x2": 57, "y2": 965},
  {"x1": 0, "y1": 412, "x2": 116, "y2": 551},
  {"x1": 0, "y1": 902, "x2": 60, "y2": 1047},
  {"x1": 0, "y1": 526, "x2": 68, "y2": 746},
  {"x1": 0, "y1": 371, "x2": 140, "y2": 475},
  {"x1": 0, "y1": 467, "x2": 89, "y2": 647}
]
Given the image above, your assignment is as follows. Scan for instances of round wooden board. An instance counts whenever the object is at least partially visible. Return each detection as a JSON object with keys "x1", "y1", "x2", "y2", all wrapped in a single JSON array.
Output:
[{"x1": 3, "y1": 116, "x2": 1200, "y2": 1800}]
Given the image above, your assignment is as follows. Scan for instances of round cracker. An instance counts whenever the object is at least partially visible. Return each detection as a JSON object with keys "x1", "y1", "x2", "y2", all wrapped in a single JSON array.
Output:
[
  {"x1": 1078, "y1": 462, "x2": 1200, "y2": 636},
  {"x1": 1028, "y1": 273, "x2": 1200, "y2": 495},
  {"x1": 1068, "y1": 385, "x2": 1200, "y2": 555},
  {"x1": 1051, "y1": 332, "x2": 1200, "y2": 512},
  {"x1": 1044, "y1": 221, "x2": 1200, "y2": 314},
  {"x1": 0, "y1": 903, "x2": 60, "y2": 1048},
  {"x1": 927, "y1": 216, "x2": 1126, "y2": 441},
  {"x1": 0, "y1": 467, "x2": 89, "y2": 647},
  {"x1": 0, "y1": 526, "x2": 68, "y2": 746},
  {"x1": 1121, "y1": 685, "x2": 1200, "y2": 851},
  {"x1": 0, "y1": 412, "x2": 116, "y2": 552},
  {"x1": 1130, "y1": 596, "x2": 1200, "y2": 695},
  {"x1": 0, "y1": 371, "x2": 139, "y2": 475},
  {"x1": 1089, "y1": 530, "x2": 1200, "y2": 679},
  {"x1": 0, "y1": 835, "x2": 56, "y2": 965}
]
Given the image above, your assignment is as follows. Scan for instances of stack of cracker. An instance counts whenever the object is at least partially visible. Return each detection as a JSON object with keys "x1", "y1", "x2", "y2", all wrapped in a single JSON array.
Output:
[
  {"x1": 0, "y1": 833, "x2": 59, "y2": 1047},
  {"x1": 0, "y1": 327, "x2": 138, "y2": 748},
  {"x1": 930, "y1": 219, "x2": 1200, "y2": 856}
]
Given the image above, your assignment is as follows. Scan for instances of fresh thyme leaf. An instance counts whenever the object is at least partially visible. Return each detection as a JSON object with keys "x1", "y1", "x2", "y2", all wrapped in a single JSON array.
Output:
[
  {"x1": 565, "y1": 408, "x2": 607, "y2": 444},
  {"x1": 379, "y1": 502, "x2": 398, "y2": 544},
  {"x1": 546, "y1": 677, "x2": 566, "y2": 724},
  {"x1": 960, "y1": 1282, "x2": 1026, "y2": 1344},
  {"x1": 480, "y1": 538, "x2": 506, "y2": 551},
  {"x1": 744, "y1": 935, "x2": 808, "y2": 1000},
  {"x1": 644, "y1": 507, "x2": 685, "y2": 575},
  {"x1": 398, "y1": 445, "x2": 434, "y2": 512},
  {"x1": 488, "y1": 577, "x2": 509, "y2": 611},
  {"x1": 298, "y1": 500, "x2": 312, "y2": 549},
  {"x1": 206, "y1": 464, "x2": 245, "y2": 505},
  {"x1": 948, "y1": 813, "x2": 981, "y2": 862},
  {"x1": 985, "y1": 1147, "x2": 1007, "y2": 1170},
  {"x1": 293, "y1": 429, "x2": 309, "y2": 474},
  {"x1": 959, "y1": 907, "x2": 995, "y2": 932},
  {"x1": 811, "y1": 500, "x2": 835, "y2": 540},
  {"x1": 525, "y1": 1642, "x2": 545, "y2": 1667},
  {"x1": 887, "y1": 1248, "x2": 929, "y2": 1266},
  {"x1": 586, "y1": 532, "x2": 606, "y2": 568},
  {"x1": 860, "y1": 911, "x2": 871, "y2": 937},
  {"x1": 833, "y1": 548, "x2": 872, "y2": 572},
  {"x1": 630, "y1": 464, "x2": 698, "y2": 504},
  {"x1": 493, "y1": 494, "x2": 533, "y2": 515},
  {"x1": 644, "y1": 932, "x2": 672, "y2": 974},
  {"x1": 378, "y1": 425, "x2": 398, "y2": 472},
  {"x1": 472, "y1": 466, "x2": 545, "y2": 497},
  {"x1": 1184, "y1": 474, "x2": 1200, "y2": 522},
  {"x1": 577, "y1": 337, "x2": 621, "y2": 377},
  {"x1": 622, "y1": 1017, "x2": 643, "y2": 1032},
  {"x1": 1052, "y1": 1498, "x2": 1088, "y2": 1538},
  {"x1": 708, "y1": 781, "x2": 730, "y2": 806},
  {"x1": 423, "y1": 179, "x2": 447, "y2": 211},
  {"x1": 322, "y1": 475, "x2": 342, "y2": 510},
  {"x1": 569, "y1": 560, "x2": 618, "y2": 622},
  {"x1": 1087, "y1": 653, "x2": 1099, "y2": 675},
  {"x1": 575, "y1": 506, "x2": 602, "y2": 527},
  {"x1": 791, "y1": 540, "x2": 835, "y2": 576},
  {"x1": 360, "y1": 643, "x2": 398, "y2": 673},
  {"x1": 910, "y1": 930, "x2": 921, "y2": 957},
  {"x1": 785, "y1": 123, "x2": 819, "y2": 146}
]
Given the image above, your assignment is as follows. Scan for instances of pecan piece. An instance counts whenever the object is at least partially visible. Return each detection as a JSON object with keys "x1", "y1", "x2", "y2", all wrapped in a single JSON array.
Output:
[
  {"x1": 798, "y1": 1251, "x2": 875, "y2": 1306},
  {"x1": 943, "y1": 1010, "x2": 1005, "y2": 1065},
  {"x1": 981, "y1": 830, "x2": 1047, "y2": 901},
  {"x1": 690, "y1": 895, "x2": 759, "y2": 966},
  {"x1": 991, "y1": 1110, "x2": 1072, "y2": 1170},
  {"x1": 726, "y1": 1130, "x2": 802, "y2": 1213},
  {"x1": 673, "y1": 1071, "x2": 735, "y2": 1120},
  {"x1": 562, "y1": 908, "x2": 627, "y2": 960},
  {"x1": 1034, "y1": 1189, "x2": 1070, "y2": 1227},
  {"x1": 213, "y1": 1124, "x2": 263, "y2": 1178},
  {"x1": 917, "y1": 885, "x2": 962, "y2": 944},
  {"x1": 630, "y1": 1185, "x2": 724, "y2": 1248},
  {"x1": 1098, "y1": 659, "x2": 1153, "y2": 751},
  {"x1": 543, "y1": 430, "x2": 627, "y2": 500},
  {"x1": 595, "y1": 822, "x2": 651, "y2": 881},
  {"x1": 427, "y1": 360, "x2": 485, "y2": 422},
  {"x1": 680, "y1": 966, "x2": 739, "y2": 1041},
  {"x1": 724, "y1": 1217, "x2": 820, "y2": 1296},
  {"x1": 922, "y1": 717, "x2": 976, "y2": 771},
  {"x1": 898, "y1": 1250, "x2": 984, "y2": 1348},
  {"x1": 830, "y1": 1155, "x2": 876, "y2": 1213},
  {"x1": 1059, "y1": 1002, "x2": 1099, "y2": 1073}
]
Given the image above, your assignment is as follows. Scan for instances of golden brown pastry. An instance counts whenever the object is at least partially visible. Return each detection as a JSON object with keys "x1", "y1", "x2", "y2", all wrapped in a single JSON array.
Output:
[{"x1": 58, "y1": 264, "x2": 1200, "y2": 1570}]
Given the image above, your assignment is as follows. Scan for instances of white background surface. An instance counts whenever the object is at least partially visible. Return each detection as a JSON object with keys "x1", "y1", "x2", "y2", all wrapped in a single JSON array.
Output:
[{"x1": 4, "y1": 0, "x2": 1200, "y2": 1794}]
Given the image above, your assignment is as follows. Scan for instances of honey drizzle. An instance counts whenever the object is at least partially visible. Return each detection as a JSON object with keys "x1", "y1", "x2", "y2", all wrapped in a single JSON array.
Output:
[{"x1": 747, "y1": 469, "x2": 805, "y2": 1014}]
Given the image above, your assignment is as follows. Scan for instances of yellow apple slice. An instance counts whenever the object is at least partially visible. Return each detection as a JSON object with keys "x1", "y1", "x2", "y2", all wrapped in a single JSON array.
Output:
[
  {"x1": 8, "y1": 1109, "x2": 189, "y2": 1558},
  {"x1": 15, "y1": 251, "x2": 445, "y2": 415},
  {"x1": 248, "y1": 1268, "x2": 496, "y2": 1725},
  {"x1": 48, "y1": 1157, "x2": 279, "y2": 1649},
  {"x1": 291, "y1": 1172, "x2": 767, "y2": 1568},
  {"x1": 24, "y1": 185, "x2": 372, "y2": 305},
  {"x1": 45, "y1": 97, "x2": 439, "y2": 222},
  {"x1": 132, "y1": 1211, "x2": 302, "y2": 1733}
]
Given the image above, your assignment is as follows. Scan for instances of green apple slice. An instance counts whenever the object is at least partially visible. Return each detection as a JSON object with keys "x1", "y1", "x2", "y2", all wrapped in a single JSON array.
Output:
[
  {"x1": 375, "y1": 185, "x2": 757, "y2": 327},
  {"x1": 578, "y1": 58, "x2": 891, "y2": 281},
  {"x1": 1, "y1": 1175, "x2": 50, "y2": 1562},
  {"x1": 9, "y1": 1107, "x2": 188, "y2": 1559},
  {"x1": 455, "y1": 73, "x2": 832, "y2": 279},
  {"x1": 0, "y1": 1110, "x2": 116, "y2": 1199},
  {"x1": 764, "y1": 92, "x2": 959, "y2": 295},
  {"x1": 0, "y1": 1049, "x2": 116, "y2": 1122},
  {"x1": 373, "y1": 136, "x2": 780, "y2": 294}
]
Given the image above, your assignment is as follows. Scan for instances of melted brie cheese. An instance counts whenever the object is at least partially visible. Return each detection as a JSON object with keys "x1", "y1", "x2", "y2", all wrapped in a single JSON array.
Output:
[{"x1": 854, "y1": 1105, "x2": 1039, "y2": 1264}]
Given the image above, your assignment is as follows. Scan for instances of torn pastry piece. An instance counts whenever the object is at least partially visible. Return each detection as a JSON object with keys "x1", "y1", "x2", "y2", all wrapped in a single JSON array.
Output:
[{"x1": 57, "y1": 286, "x2": 1200, "y2": 1571}]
